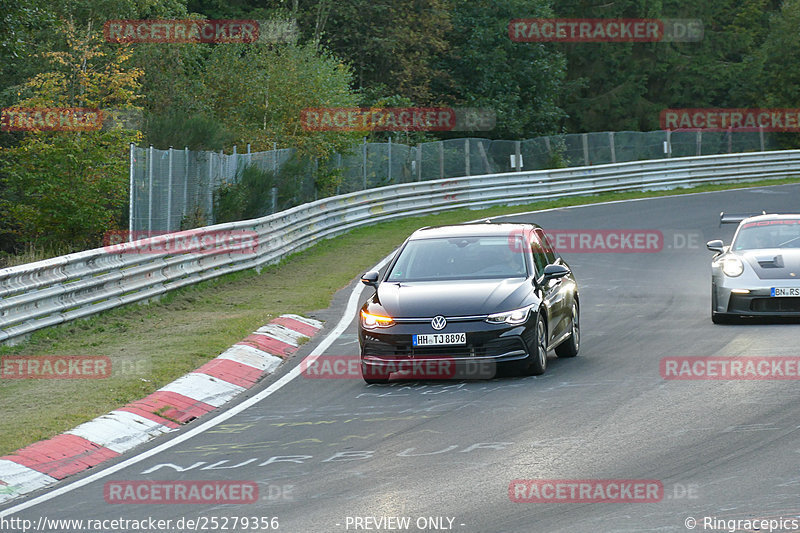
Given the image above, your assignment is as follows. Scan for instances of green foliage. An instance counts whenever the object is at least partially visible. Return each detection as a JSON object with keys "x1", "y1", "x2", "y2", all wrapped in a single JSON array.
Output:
[
  {"x1": 200, "y1": 41, "x2": 361, "y2": 157},
  {"x1": 213, "y1": 165, "x2": 278, "y2": 223},
  {"x1": 316, "y1": 0, "x2": 453, "y2": 105},
  {"x1": 0, "y1": 129, "x2": 139, "y2": 249},
  {"x1": 145, "y1": 109, "x2": 232, "y2": 151},
  {"x1": 434, "y1": 0, "x2": 566, "y2": 139}
]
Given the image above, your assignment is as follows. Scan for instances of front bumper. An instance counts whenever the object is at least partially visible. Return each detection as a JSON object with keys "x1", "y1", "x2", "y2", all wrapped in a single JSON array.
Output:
[
  {"x1": 359, "y1": 318, "x2": 536, "y2": 379},
  {"x1": 713, "y1": 284, "x2": 800, "y2": 316}
]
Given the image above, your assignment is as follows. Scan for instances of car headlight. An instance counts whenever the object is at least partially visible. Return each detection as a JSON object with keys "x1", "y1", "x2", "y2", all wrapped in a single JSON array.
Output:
[
  {"x1": 721, "y1": 256, "x2": 744, "y2": 277},
  {"x1": 486, "y1": 306, "x2": 532, "y2": 325},
  {"x1": 361, "y1": 310, "x2": 394, "y2": 328}
]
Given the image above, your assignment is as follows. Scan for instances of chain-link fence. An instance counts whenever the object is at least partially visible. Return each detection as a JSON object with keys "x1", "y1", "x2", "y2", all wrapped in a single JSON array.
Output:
[{"x1": 130, "y1": 129, "x2": 778, "y2": 234}]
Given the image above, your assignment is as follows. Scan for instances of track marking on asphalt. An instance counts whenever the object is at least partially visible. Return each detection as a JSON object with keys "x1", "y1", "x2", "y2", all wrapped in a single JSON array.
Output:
[{"x1": 0, "y1": 256, "x2": 391, "y2": 517}]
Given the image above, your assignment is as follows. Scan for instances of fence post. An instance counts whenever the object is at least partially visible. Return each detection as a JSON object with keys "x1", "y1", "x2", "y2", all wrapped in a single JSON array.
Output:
[
  {"x1": 465, "y1": 139, "x2": 471, "y2": 176},
  {"x1": 167, "y1": 146, "x2": 174, "y2": 231},
  {"x1": 128, "y1": 143, "x2": 134, "y2": 241},
  {"x1": 207, "y1": 150, "x2": 213, "y2": 226},
  {"x1": 439, "y1": 141, "x2": 444, "y2": 178},
  {"x1": 271, "y1": 187, "x2": 277, "y2": 213},
  {"x1": 336, "y1": 152, "x2": 342, "y2": 194},
  {"x1": 183, "y1": 147, "x2": 188, "y2": 220},
  {"x1": 759, "y1": 127, "x2": 765, "y2": 151},
  {"x1": 247, "y1": 143, "x2": 252, "y2": 166},
  {"x1": 696, "y1": 131, "x2": 702, "y2": 156},
  {"x1": 148, "y1": 145, "x2": 154, "y2": 235},
  {"x1": 363, "y1": 137, "x2": 368, "y2": 189},
  {"x1": 582, "y1": 133, "x2": 589, "y2": 165},
  {"x1": 232, "y1": 144, "x2": 237, "y2": 180},
  {"x1": 609, "y1": 132, "x2": 616, "y2": 163},
  {"x1": 272, "y1": 141, "x2": 277, "y2": 175},
  {"x1": 515, "y1": 140, "x2": 522, "y2": 171},
  {"x1": 665, "y1": 130, "x2": 672, "y2": 158},
  {"x1": 417, "y1": 144, "x2": 422, "y2": 181},
  {"x1": 727, "y1": 129, "x2": 732, "y2": 153},
  {"x1": 388, "y1": 136, "x2": 392, "y2": 183},
  {"x1": 544, "y1": 136, "x2": 551, "y2": 158}
]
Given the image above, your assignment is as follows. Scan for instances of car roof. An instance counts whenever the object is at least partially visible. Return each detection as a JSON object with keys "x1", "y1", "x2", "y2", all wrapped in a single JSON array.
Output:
[
  {"x1": 740, "y1": 214, "x2": 800, "y2": 225},
  {"x1": 407, "y1": 222, "x2": 542, "y2": 240}
]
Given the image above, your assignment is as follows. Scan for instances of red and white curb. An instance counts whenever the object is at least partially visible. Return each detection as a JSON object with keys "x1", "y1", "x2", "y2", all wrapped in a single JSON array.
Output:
[{"x1": 0, "y1": 313, "x2": 322, "y2": 504}]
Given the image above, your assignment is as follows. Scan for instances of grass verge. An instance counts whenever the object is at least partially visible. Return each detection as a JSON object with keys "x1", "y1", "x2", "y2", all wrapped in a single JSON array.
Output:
[{"x1": 1, "y1": 176, "x2": 799, "y2": 455}]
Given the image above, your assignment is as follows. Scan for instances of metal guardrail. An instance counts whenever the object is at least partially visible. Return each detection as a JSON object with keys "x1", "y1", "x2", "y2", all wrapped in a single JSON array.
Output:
[{"x1": 2, "y1": 150, "x2": 799, "y2": 344}]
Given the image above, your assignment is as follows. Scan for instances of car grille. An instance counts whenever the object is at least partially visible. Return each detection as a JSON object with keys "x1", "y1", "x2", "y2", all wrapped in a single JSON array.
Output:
[
  {"x1": 750, "y1": 297, "x2": 800, "y2": 313},
  {"x1": 363, "y1": 337, "x2": 526, "y2": 359}
]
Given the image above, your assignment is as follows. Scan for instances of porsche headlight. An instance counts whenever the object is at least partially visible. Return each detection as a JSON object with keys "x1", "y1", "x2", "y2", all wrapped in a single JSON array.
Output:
[
  {"x1": 361, "y1": 310, "x2": 394, "y2": 328},
  {"x1": 486, "y1": 306, "x2": 532, "y2": 325},
  {"x1": 722, "y1": 256, "x2": 744, "y2": 277}
]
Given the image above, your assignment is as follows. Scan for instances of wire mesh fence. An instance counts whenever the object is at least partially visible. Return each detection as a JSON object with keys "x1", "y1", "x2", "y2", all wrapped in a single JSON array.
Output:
[{"x1": 130, "y1": 129, "x2": 777, "y2": 234}]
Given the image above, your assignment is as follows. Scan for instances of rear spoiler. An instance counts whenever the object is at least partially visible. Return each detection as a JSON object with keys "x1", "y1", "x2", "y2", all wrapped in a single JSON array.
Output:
[{"x1": 719, "y1": 211, "x2": 767, "y2": 225}]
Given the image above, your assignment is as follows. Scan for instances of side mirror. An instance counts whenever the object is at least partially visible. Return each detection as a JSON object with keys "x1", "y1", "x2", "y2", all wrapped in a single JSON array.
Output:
[
  {"x1": 361, "y1": 271, "x2": 380, "y2": 287},
  {"x1": 541, "y1": 264, "x2": 570, "y2": 282},
  {"x1": 706, "y1": 240, "x2": 724, "y2": 253}
]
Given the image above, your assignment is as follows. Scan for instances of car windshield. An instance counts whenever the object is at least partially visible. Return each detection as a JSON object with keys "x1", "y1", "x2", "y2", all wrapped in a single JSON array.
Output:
[
  {"x1": 732, "y1": 220, "x2": 800, "y2": 251},
  {"x1": 386, "y1": 236, "x2": 528, "y2": 281}
]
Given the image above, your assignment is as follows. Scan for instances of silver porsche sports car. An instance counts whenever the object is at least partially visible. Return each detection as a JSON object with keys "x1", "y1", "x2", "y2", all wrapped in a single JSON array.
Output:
[{"x1": 707, "y1": 212, "x2": 800, "y2": 323}]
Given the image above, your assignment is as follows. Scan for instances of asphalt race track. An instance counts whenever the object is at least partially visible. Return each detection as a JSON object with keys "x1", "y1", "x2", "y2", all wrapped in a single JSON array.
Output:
[{"x1": 4, "y1": 183, "x2": 800, "y2": 533}]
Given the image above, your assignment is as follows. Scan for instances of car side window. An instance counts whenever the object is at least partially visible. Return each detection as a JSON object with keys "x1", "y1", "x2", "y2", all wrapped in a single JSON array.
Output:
[
  {"x1": 530, "y1": 235, "x2": 549, "y2": 276},
  {"x1": 535, "y1": 228, "x2": 558, "y2": 264}
]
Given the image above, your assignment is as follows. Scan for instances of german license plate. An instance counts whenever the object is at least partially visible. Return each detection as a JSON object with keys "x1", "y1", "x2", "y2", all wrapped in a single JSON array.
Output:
[
  {"x1": 771, "y1": 287, "x2": 800, "y2": 297},
  {"x1": 412, "y1": 333, "x2": 466, "y2": 346}
]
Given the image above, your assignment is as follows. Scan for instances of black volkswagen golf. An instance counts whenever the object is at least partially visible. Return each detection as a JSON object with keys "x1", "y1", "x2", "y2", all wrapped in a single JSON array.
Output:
[{"x1": 358, "y1": 223, "x2": 580, "y2": 383}]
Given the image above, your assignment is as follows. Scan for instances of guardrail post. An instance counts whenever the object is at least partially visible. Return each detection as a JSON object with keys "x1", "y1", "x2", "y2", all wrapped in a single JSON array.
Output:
[
  {"x1": 465, "y1": 139, "x2": 471, "y2": 176},
  {"x1": 609, "y1": 132, "x2": 616, "y2": 163},
  {"x1": 148, "y1": 145, "x2": 154, "y2": 235},
  {"x1": 128, "y1": 143, "x2": 135, "y2": 241},
  {"x1": 167, "y1": 146, "x2": 174, "y2": 231}
]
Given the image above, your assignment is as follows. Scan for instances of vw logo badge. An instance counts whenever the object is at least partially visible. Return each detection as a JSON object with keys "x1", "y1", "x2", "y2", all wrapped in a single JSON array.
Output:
[{"x1": 431, "y1": 315, "x2": 447, "y2": 330}]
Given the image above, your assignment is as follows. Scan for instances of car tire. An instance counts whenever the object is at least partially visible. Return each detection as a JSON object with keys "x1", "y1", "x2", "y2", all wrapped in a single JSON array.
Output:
[
  {"x1": 525, "y1": 313, "x2": 548, "y2": 376},
  {"x1": 362, "y1": 364, "x2": 390, "y2": 384},
  {"x1": 555, "y1": 302, "x2": 579, "y2": 358}
]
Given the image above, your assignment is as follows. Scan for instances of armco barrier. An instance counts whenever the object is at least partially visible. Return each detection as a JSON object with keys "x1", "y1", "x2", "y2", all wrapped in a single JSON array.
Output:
[{"x1": 2, "y1": 150, "x2": 800, "y2": 344}]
